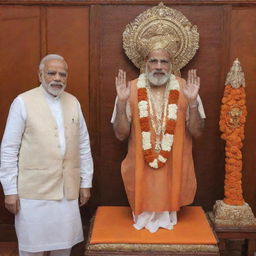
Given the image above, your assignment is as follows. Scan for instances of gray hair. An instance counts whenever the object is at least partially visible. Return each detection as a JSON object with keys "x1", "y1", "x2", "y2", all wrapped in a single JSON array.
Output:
[{"x1": 39, "y1": 54, "x2": 67, "y2": 72}]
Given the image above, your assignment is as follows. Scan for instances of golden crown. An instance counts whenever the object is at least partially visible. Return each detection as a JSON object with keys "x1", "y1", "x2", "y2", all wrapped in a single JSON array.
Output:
[{"x1": 123, "y1": 3, "x2": 199, "y2": 74}]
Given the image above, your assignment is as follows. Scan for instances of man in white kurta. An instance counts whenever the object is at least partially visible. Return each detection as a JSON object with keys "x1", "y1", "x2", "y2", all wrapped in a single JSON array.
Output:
[{"x1": 0, "y1": 54, "x2": 93, "y2": 256}]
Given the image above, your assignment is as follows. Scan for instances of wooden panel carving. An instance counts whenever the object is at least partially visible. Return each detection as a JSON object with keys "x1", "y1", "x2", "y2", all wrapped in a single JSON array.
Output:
[
  {"x1": 1, "y1": 0, "x2": 256, "y2": 5},
  {"x1": 46, "y1": 6, "x2": 90, "y2": 122},
  {"x1": 0, "y1": 6, "x2": 41, "y2": 230}
]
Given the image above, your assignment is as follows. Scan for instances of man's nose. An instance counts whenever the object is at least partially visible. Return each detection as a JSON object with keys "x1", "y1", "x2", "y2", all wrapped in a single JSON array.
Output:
[
  {"x1": 156, "y1": 61, "x2": 162, "y2": 69},
  {"x1": 54, "y1": 73, "x2": 61, "y2": 81}
]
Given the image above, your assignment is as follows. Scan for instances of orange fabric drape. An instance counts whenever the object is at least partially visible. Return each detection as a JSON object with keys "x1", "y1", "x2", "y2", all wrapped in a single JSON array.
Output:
[{"x1": 121, "y1": 77, "x2": 196, "y2": 215}]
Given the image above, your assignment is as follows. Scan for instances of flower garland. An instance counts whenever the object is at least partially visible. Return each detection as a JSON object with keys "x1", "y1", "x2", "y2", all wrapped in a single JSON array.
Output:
[
  {"x1": 219, "y1": 85, "x2": 247, "y2": 205},
  {"x1": 137, "y1": 73, "x2": 179, "y2": 169}
]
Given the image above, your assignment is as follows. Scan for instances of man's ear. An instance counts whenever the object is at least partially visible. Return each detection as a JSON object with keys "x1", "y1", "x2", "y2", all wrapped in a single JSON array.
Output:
[{"x1": 38, "y1": 71, "x2": 43, "y2": 83}]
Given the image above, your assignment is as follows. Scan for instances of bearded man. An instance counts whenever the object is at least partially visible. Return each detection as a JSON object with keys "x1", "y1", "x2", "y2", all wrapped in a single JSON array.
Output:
[
  {"x1": 112, "y1": 4, "x2": 205, "y2": 233},
  {"x1": 0, "y1": 54, "x2": 93, "y2": 255}
]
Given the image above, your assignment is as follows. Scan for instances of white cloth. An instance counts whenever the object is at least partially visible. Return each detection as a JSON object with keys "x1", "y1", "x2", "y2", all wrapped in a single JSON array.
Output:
[
  {"x1": 0, "y1": 85, "x2": 94, "y2": 252},
  {"x1": 20, "y1": 248, "x2": 71, "y2": 256},
  {"x1": 16, "y1": 198, "x2": 82, "y2": 252},
  {"x1": 133, "y1": 211, "x2": 177, "y2": 233}
]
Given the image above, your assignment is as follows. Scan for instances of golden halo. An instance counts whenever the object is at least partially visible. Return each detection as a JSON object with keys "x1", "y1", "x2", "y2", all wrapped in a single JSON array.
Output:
[{"x1": 123, "y1": 3, "x2": 199, "y2": 73}]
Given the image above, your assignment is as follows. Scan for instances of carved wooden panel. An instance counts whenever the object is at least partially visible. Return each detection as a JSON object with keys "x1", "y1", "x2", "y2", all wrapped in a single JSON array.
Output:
[
  {"x1": 46, "y1": 6, "x2": 90, "y2": 122},
  {"x1": 0, "y1": 6, "x2": 41, "y2": 229}
]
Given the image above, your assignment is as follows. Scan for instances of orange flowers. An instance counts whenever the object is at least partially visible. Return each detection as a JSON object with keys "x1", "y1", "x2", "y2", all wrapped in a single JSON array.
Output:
[
  {"x1": 138, "y1": 88, "x2": 147, "y2": 101},
  {"x1": 166, "y1": 120, "x2": 176, "y2": 134},
  {"x1": 219, "y1": 84, "x2": 247, "y2": 205},
  {"x1": 169, "y1": 90, "x2": 179, "y2": 103}
]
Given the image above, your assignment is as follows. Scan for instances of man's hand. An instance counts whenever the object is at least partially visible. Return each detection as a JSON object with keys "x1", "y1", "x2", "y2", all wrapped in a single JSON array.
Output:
[
  {"x1": 5, "y1": 194, "x2": 20, "y2": 214},
  {"x1": 115, "y1": 69, "x2": 131, "y2": 102},
  {"x1": 79, "y1": 188, "x2": 90, "y2": 207},
  {"x1": 184, "y1": 69, "x2": 200, "y2": 106}
]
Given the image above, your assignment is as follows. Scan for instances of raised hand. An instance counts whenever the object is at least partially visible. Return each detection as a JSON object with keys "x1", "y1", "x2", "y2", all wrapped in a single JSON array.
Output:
[
  {"x1": 183, "y1": 69, "x2": 200, "y2": 106},
  {"x1": 115, "y1": 69, "x2": 130, "y2": 102}
]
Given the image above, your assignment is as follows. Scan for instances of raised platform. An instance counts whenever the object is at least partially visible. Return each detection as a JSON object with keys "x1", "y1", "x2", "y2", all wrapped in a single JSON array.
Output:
[
  {"x1": 85, "y1": 206, "x2": 219, "y2": 256},
  {"x1": 208, "y1": 212, "x2": 256, "y2": 256}
]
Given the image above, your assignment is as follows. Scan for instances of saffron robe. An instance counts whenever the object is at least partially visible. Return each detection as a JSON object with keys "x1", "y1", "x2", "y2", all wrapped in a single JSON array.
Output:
[{"x1": 121, "y1": 77, "x2": 196, "y2": 215}]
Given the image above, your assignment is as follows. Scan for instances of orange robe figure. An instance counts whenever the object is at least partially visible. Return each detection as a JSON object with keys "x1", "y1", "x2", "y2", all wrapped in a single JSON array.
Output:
[{"x1": 121, "y1": 77, "x2": 197, "y2": 215}]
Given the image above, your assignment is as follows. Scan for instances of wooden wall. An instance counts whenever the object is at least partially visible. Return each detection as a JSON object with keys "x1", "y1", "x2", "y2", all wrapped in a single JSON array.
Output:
[{"x1": 0, "y1": 0, "x2": 256, "y2": 241}]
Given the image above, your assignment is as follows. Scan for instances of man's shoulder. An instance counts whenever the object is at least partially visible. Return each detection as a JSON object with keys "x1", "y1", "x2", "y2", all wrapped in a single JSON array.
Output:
[
  {"x1": 19, "y1": 87, "x2": 40, "y2": 98},
  {"x1": 129, "y1": 77, "x2": 139, "y2": 85},
  {"x1": 175, "y1": 76, "x2": 186, "y2": 84}
]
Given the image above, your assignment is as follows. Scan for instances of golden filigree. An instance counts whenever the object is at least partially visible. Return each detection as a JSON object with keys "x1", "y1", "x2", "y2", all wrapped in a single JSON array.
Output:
[
  {"x1": 211, "y1": 200, "x2": 256, "y2": 226},
  {"x1": 88, "y1": 243, "x2": 218, "y2": 253},
  {"x1": 123, "y1": 3, "x2": 199, "y2": 74},
  {"x1": 226, "y1": 105, "x2": 243, "y2": 128},
  {"x1": 225, "y1": 58, "x2": 245, "y2": 88}
]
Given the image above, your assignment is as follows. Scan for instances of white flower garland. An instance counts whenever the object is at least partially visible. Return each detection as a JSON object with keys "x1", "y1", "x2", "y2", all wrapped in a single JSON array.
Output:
[{"x1": 137, "y1": 73, "x2": 180, "y2": 169}]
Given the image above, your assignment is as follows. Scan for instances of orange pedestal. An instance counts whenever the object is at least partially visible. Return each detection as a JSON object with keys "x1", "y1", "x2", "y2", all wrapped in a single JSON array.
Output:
[{"x1": 85, "y1": 206, "x2": 219, "y2": 256}]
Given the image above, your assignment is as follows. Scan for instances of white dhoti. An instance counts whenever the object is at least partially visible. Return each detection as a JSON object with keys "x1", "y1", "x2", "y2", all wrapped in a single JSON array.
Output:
[
  {"x1": 15, "y1": 198, "x2": 83, "y2": 252},
  {"x1": 133, "y1": 211, "x2": 177, "y2": 233}
]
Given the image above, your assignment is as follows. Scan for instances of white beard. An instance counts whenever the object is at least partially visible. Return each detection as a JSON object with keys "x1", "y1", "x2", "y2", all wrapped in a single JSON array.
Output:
[
  {"x1": 145, "y1": 69, "x2": 170, "y2": 86},
  {"x1": 42, "y1": 77, "x2": 66, "y2": 97}
]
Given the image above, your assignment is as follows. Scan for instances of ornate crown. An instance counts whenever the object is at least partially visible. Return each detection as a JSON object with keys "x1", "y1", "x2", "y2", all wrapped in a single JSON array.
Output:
[{"x1": 123, "y1": 3, "x2": 199, "y2": 74}]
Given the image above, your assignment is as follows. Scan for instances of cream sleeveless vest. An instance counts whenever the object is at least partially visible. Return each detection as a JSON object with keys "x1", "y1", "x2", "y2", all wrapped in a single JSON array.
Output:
[{"x1": 18, "y1": 87, "x2": 81, "y2": 200}]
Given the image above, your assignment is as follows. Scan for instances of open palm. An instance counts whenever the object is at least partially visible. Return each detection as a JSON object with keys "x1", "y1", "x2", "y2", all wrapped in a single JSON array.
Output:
[
  {"x1": 115, "y1": 69, "x2": 130, "y2": 101},
  {"x1": 183, "y1": 69, "x2": 200, "y2": 104}
]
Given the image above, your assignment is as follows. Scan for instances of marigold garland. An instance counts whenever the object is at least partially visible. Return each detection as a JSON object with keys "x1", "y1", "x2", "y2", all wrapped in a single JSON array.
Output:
[
  {"x1": 219, "y1": 84, "x2": 247, "y2": 205},
  {"x1": 137, "y1": 74, "x2": 180, "y2": 169}
]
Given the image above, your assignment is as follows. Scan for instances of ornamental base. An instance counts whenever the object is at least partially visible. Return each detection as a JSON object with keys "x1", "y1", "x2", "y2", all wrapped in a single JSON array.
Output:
[{"x1": 211, "y1": 200, "x2": 256, "y2": 227}]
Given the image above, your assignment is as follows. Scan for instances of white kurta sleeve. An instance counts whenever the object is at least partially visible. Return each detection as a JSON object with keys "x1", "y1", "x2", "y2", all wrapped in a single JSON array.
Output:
[
  {"x1": 79, "y1": 104, "x2": 94, "y2": 188},
  {"x1": 110, "y1": 96, "x2": 132, "y2": 123},
  {"x1": 186, "y1": 94, "x2": 206, "y2": 120},
  {"x1": 0, "y1": 97, "x2": 26, "y2": 195}
]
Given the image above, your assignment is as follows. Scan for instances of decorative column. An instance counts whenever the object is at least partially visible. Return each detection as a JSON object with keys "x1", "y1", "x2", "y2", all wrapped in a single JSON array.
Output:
[{"x1": 211, "y1": 58, "x2": 256, "y2": 227}]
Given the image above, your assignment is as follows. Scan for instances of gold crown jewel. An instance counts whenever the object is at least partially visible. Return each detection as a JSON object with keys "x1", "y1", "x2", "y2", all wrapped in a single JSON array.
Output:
[
  {"x1": 123, "y1": 3, "x2": 199, "y2": 73},
  {"x1": 225, "y1": 58, "x2": 245, "y2": 88}
]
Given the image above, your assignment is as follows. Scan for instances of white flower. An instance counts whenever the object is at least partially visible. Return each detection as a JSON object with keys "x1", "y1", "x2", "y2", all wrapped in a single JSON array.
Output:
[
  {"x1": 142, "y1": 131, "x2": 151, "y2": 150},
  {"x1": 137, "y1": 74, "x2": 146, "y2": 88},
  {"x1": 149, "y1": 159, "x2": 158, "y2": 169},
  {"x1": 170, "y1": 77, "x2": 180, "y2": 91},
  {"x1": 138, "y1": 101, "x2": 148, "y2": 118},
  {"x1": 158, "y1": 155, "x2": 167, "y2": 163},
  {"x1": 161, "y1": 134, "x2": 174, "y2": 151},
  {"x1": 170, "y1": 74, "x2": 176, "y2": 80},
  {"x1": 168, "y1": 104, "x2": 178, "y2": 119}
]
